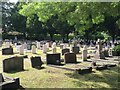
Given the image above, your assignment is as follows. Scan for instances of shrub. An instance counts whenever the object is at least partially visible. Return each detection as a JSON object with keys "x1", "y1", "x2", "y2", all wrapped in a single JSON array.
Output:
[{"x1": 113, "y1": 45, "x2": 120, "y2": 51}]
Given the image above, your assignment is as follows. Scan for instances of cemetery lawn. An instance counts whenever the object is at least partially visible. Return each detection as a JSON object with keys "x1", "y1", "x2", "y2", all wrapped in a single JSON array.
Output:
[{"x1": 0, "y1": 46, "x2": 119, "y2": 88}]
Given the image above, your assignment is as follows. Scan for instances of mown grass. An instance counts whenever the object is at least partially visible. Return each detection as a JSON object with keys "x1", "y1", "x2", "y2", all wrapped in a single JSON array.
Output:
[{"x1": 0, "y1": 44, "x2": 119, "y2": 88}]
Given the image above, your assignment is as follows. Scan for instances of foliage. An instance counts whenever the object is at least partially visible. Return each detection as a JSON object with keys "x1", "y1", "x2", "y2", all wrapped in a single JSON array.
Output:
[{"x1": 113, "y1": 45, "x2": 120, "y2": 51}]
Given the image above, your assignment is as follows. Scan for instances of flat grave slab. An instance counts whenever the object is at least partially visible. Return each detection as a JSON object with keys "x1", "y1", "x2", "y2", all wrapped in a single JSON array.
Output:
[{"x1": 48, "y1": 64, "x2": 92, "y2": 74}]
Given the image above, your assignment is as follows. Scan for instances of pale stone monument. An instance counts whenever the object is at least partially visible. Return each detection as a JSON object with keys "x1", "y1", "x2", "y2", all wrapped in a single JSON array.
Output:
[
  {"x1": 32, "y1": 45, "x2": 36, "y2": 54},
  {"x1": 82, "y1": 45, "x2": 87, "y2": 61},
  {"x1": 43, "y1": 44, "x2": 47, "y2": 53},
  {"x1": 37, "y1": 41, "x2": 40, "y2": 49},
  {"x1": 95, "y1": 39, "x2": 105, "y2": 59},
  {"x1": 5, "y1": 41, "x2": 10, "y2": 48},
  {"x1": 19, "y1": 45, "x2": 24, "y2": 55},
  {"x1": 46, "y1": 42, "x2": 49, "y2": 51},
  {"x1": 52, "y1": 42, "x2": 56, "y2": 54}
]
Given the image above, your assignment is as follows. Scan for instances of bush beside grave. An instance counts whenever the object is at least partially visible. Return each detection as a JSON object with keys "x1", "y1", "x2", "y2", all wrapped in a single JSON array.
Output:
[{"x1": 112, "y1": 45, "x2": 120, "y2": 56}]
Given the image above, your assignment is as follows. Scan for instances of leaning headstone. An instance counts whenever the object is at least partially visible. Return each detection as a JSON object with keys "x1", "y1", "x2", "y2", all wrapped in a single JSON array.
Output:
[
  {"x1": 2, "y1": 47, "x2": 13, "y2": 55},
  {"x1": 95, "y1": 39, "x2": 105, "y2": 59},
  {"x1": 82, "y1": 45, "x2": 87, "y2": 61},
  {"x1": 3, "y1": 56, "x2": 24, "y2": 72},
  {"x1": 19, "y1": 45, "x2": 24, "y2": 55},
  {"x1": 30, "y1": 56, "x2": 43, "y2": 68},
  {"x1": 32, "y1": 45, "x2": 36, "y2": 54},
  {"x1": 46, "y1": 53, "x2": 61, "y2": 65},
  {"x1": 62, "y1": 48, "x2": 70, "y2": 55},
  {"x1": 72, "y1": 46, "x2": 80, "y2": 54},
  {"x1": 64, "y1": 52, "x2": 77, "y2": 63}
]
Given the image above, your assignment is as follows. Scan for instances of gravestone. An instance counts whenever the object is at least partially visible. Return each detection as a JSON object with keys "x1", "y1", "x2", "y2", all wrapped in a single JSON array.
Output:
[
  {"x1": 95, "y1": 39, "x2": 105, "y2": 59},
  {"x1": 0, "y1": 40, "x2": 2, "y2": 47},
  {"x1": 3, "y1": 56, "x2": 24, "y2": 72},
  {"x1": 63, "y1": 44, "x2": 67, "y2": 49},
  {"x1": 30, "y1": 56, "x2": 43, "y2": 68},
  {"x1": 82, "y1": 45, "x2": 87, "y2": 61},
  {"x1": 19, "y1": 45, "x2": 24, "y2": 55},
  {"x1": 46, "y1": 53, "x2": 61, "y2": 65},
  {"x1": 37, "y1": 41, "x2": 40, "y2": 49},
  {"x1": 46, "y1": 42, "x2": 49, "y2": 50},
  {"x1": 72, "y1": 46, "x2": 80, "y2": 54},
  {"x1": 103, "y1": 47, "x2": 109, "y2": 57},
  {"x1": 2, "y1": 47, "x2": 13, "y2": 55},
  {"x1": 52, "y1": 42, "x2": 56, "y2": 54},
  {"x1": 5, "y1": 40, "x2": 10, "y2": 48},
  {"x1": 43, "y1": 44, "x2": 47, "y2": 53},
  {"x1": 27, "y1": 44, "x2": 31, "y2": 50},
  {"x1": 32, "y1": 45, "x2": 36, "y2": 54},
  {"x1": 64, "y1": 52, "x2": 77, "y2": 63},
  {"x1": 109, "y1": 48, "x2": 113, "y2": 56},
  {"x1": 24, "y1": 42, "x2": 27, "y2": 49},
  {"x1": 62, "y1": 48, "x2": 70, "y2": 55},
  {"x1": 60, "y1": 44, "x2": 64, "y2": 49}
]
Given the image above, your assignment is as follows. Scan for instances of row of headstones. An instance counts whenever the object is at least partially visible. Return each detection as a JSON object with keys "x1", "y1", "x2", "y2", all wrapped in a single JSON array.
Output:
[{"x1": 2, "y1": 52, "x2": 78, "y2": 73}]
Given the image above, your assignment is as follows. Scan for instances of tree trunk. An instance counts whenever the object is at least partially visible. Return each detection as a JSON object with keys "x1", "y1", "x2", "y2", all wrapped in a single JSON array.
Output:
[{"x1": 50, "y1": 33, "x2": 53, "y2": 41}]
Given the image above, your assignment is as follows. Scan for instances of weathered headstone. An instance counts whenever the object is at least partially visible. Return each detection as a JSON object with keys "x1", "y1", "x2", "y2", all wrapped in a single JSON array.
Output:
[
  {"x1": 46, "y1": 53, "x2": 61, "y2": 65},
  {"x1": 3, "y1": 56, "x2": 24, "y2": 72},
  {"x1": 37, "y1": 41, "x2": 40, "y2": 49},
  {"x1": 82, "y1": 45, "x2": 87, "y2": 61},
  {"x1": 27, "y1": 44, "x2": 31, "y2": 50},
  {"x1": 72, "y1": 46, "x2": 80, "y2": 54},
  {"x1": 32, "y1": 45, "x2": 36, "y2": 54},
  {"x1": 95, "y1": 39, "x2": 105, "y2": 59},
  {"x1": 63, "y1": 44, "x2": 67, "y2": 49},
  {"x1": 103, "y1": 47, "x2": 109, "y2": 57},
  {"x1": 46, "y1": 42, "x2": 49, "y2": 49},
  {"x1": 30, "y1": 56, "x2": 43, "y2": 68},
  {"x1": 5, "y1": 41, "x2": 10, "y2": 48},
  {"x1": 43, "y1": 44, "x2": 47, "y2": 53},
  {"x1": 2, "y1": 47, "x2": 13, "y2": 55},
  {"x1": 64, "y1": 52, "x2": 77, "y2": 63},
  {"x1": 62, "y1": 48, "x2": 70, "y2": 55},
  {"x1": 19, "y1": 45, "x2": 24, "y2": 55},
  {"x1": 0, "y1": 40, "x2": 2, "y2": 47},
  {"x1": 52, "y1": 42, "x2": 56, "y2": 54},
  {"x1": 24, "y1": 42, "x2": 27, "y2": 49}
]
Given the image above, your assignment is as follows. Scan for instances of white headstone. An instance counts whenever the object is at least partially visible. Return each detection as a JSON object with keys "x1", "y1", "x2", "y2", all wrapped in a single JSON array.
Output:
[
  {"x1": 19, "y1": 45, "x2": 24, "y2": 55},
  {"x1": 82, "y1": 45, "x2": 87, "y2": 61},
  {"x1": 23, "y1": 42, "x2": 27, "y2": 49},
  {"x1": 32, "y1": 45, "x2": 36, "y2": 54},
  {"x1": 5, "y1": 41, "x2": 10, "y2": 48},
  {"x1": 52, "y1": 42, "x2": 56, "y2": 53},
  {"x1": 37, "y1": 41, "x2": 40, "y2": 49},
  {"x1": 43, "y1": 44, "x2": 47, "y2": 53}
]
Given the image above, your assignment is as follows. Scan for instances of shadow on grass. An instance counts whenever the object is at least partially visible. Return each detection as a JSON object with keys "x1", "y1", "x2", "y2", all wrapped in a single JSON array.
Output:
[
  {"x1": 65, "y1": 66, "x2": 119, "y2": 88},
  {"x1": 32, "y1": 66, "x2": 45, "y2": 70},
  {"x1": 5, "y1": 69, "x2": 29, "y2": 74}
]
